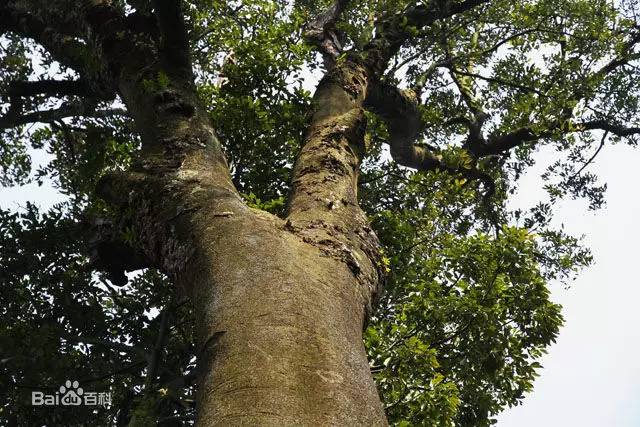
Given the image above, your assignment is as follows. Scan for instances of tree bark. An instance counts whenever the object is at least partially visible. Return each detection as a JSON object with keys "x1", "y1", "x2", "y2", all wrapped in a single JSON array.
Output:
[
  {"x1": 96, "y1": 58, "x2": 388, "y2": 424},
  {"x1": 179, "y1": 60, "x2": 385, "y2": 425},
  {"x1": 188, "y1": 208, "x2": 386, "y2": 425}
]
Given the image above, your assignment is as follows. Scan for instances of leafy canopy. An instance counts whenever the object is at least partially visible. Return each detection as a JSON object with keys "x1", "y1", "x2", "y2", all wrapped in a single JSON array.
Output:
[{"x1": 1, "y1": 0, "x2": 638, "y2": 425}]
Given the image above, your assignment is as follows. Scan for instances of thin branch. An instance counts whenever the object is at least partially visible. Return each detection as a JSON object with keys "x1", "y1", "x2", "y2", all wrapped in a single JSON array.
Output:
[
  {"x1": 363, "y1": 0, "x2": 491, "y2": 76},
  {"x1": 144, "y1": 308, "x2": 170, "y2": 391},
  {"x1": 449, "y1": 68, "x2": 546, "y2": 96},
  {"x1": 358, "y1": 169, "x2": 398, "y2": 185},
  {"x1": 440, "y1": 23, "x2": 488, "y2": 145},
  {"x1": 60, "y1": 333, "x2": 149, "y2": 361},
  {"x1": 385, "y1": 328, "x2": 419, "y2": 353},
  {"x1": 571, "y1": 130, "x2": 609, "y2": 180},
  {"x1": 430, "y1": 320, "x2": 473, "y2": 347},
  {"x1": 596, "y1": 29, "x2": 640, "y2": 77},
  {"x1": 0, "y1": 101, "x2": 126, "y2": 130},
  {"x1": 79, "y1": 360, "x2": 147, "y2": 385}
]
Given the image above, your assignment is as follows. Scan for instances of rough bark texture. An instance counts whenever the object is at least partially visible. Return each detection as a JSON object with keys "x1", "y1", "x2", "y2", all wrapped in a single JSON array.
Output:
[
  {"x1": 190, "y1": 209, "x2": 386, "y2": 425},
  {"x1": 96, "y1": 66, "x2": 387, "y2": 423}
]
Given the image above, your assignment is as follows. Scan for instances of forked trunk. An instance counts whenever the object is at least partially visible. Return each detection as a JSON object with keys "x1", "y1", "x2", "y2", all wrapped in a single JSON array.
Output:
[
  {"x1": 98, "y1": 47, "x2": 387, "y2": 424},
  {"x1": 183, "y1": 208, "x2": 387, "y2": 425}
]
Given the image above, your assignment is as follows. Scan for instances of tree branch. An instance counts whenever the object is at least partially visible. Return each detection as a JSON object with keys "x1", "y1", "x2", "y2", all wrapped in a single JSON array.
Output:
[
  {"x1": 365, "y1": 82, "x2": 440, "y2": 170},
  {"x1": 440, "y1": 24, "x2": 488, "y2": 145},
  {"x1": 476, "y1": 118, "x2": 640, "y2": 156},
  {"x1": 61, "y1": 332, "x2": 149, "y2": 361},
  {"x1": 0, "y1": 2, "x2": 128, "y2": 99},
  {"x1": 5, "y1": 79, "x2": 104, "y2": 99},
  {"x1": 364, "y1": 81, "x2": 496, "y2": 200},
  {"x1": 448, "y1": 68, "x2": 546, "y2": 96},
  {"x1": 144, "y1": 308, "x2": 170, "y2": 391},
  {"x1": 0, "y1": 3, "x2": 94, "y2": 72},
  {"x1": 595, "y1": 28, "x2": 640, "y2": 77},
  {"x1": 580, "y1": 119, "x2": 640, "y2": 136},
  {"x1": 0, "y1": 100, "x2": 126, "y2": 131},
  {"x1": 570, "y1": 130, "x2": 609, "y2": 181},
  {"x1": 303, "y1": 0, "x2": 351, "y2": 69},
  {"x1": 153, "y1": 0, "x2": 191, "y2": 76},
  {"x1": 363, "y1": 0, "x2": 491, "y2": 76}
]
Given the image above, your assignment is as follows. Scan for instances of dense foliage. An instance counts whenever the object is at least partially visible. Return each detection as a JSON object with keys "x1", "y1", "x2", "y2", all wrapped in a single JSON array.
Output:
[{"x1": 1, "y1": 0, "x2": 638, "y2": 425}]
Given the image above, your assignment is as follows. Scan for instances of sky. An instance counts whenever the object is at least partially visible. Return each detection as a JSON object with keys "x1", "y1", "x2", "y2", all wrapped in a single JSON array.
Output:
[{"x1": 497, "y1": 143, "x2": 640, "y2": 426}]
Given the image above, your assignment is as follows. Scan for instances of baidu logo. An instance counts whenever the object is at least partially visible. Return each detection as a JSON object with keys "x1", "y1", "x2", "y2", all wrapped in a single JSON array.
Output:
[
  {"x1": 59, "y1": 380, "x2": 83, "y2": 405},
  {"x1": 32, "y1": 380, "x2": 111, "y2": 407}
]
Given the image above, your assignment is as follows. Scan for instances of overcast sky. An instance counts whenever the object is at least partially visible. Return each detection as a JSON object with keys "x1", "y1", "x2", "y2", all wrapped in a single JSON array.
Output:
[
  {"x1": 498, "y1": 143, "x2": 640, "y2": 426},
  {"x1": 1, "y1": 140, "x2": 639, "y2": 425}
]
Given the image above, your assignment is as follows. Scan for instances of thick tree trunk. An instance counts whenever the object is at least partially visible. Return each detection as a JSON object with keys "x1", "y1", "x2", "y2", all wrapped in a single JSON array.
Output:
[
  {"x1": 97, "y1": 64, "x2": 388, "y2": 424},
  {"x1": 181, "y1": 59, "x2": 387, "y2": 422},
  {"x1": 184, "y1": 207, "x2": 386, "y2": 425}
]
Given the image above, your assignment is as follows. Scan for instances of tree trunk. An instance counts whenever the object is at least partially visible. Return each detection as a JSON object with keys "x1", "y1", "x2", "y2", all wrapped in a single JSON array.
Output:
[
  {"x1": 186, "y1": 207, "x2": 386, "y2": 425},
  {"x1": 87, "y1": 17, "x2": 387, "y2": 418}
]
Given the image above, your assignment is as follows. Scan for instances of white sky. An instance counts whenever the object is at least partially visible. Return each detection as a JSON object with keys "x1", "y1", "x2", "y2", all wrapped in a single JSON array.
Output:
[{"x1": 498, "y1": 143, "x2": 640, "y2": 426}]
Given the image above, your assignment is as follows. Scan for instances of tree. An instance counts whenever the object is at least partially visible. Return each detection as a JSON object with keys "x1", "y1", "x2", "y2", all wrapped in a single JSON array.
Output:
[{"x1": 0, "y1": 0, "x2": 638, "y2": 425}]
